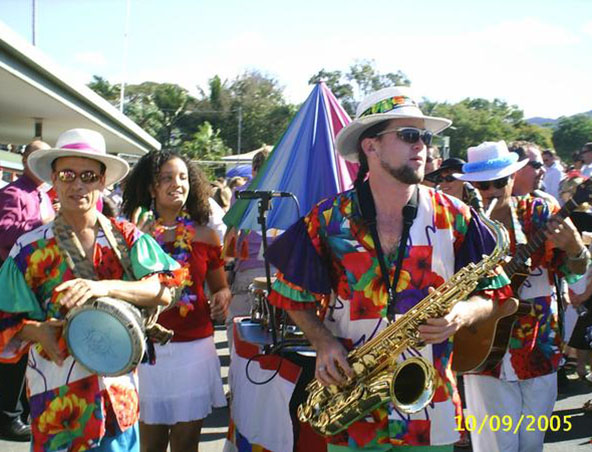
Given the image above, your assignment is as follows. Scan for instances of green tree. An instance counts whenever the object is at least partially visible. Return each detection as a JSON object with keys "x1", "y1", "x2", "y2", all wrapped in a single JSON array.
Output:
[
  {"x1": 426, "y1": 98, "x2": 553, "y2": 159},
  {"x1": 513, "y1": 123, "x2": 553, "y2": 149},
  {"x1": 151, "y1": 83, "x2": 191, "y2": 148},
  {"x1": 215, "y1": 71, "x2": 296, "y2": 153},
  {"x1": 181, "y1": 122, "x2": 232, "y2": 178},
  {"x1": 308, "y1": 69, "x2": 355, "y2": 114},
  {"x1": 309, "y1": 60, "x2": 410, "y2": 116},
  {"x1": 88, "y1": 75, "x2": 120, "y2": 105},
  {"x1": 552, "y1": 115, "x2": 592, "y2": 159}
]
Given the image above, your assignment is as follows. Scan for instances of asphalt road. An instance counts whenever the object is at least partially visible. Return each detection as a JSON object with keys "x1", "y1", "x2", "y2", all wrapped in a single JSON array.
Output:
[{"x1": 2, "y1": 328, "x2": 592, "y2": 452}]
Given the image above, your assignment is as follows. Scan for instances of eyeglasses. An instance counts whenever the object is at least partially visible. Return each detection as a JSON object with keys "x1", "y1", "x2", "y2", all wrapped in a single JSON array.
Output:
[
  {"x1": 376, "y1": 127, "x2": 433, "y2": 146},
  {"x1": 474, "y1": 177, "x2": 510, "y2": 190},
  {"x1": 527, "y1": 161, "x2": 544, "y2": 170},
  {"x1": 56, "y1": 169, "x2": 102, "y2": 184},
  {"x1": 436, "y1": 174, "x2": 457, "y2": 183}
]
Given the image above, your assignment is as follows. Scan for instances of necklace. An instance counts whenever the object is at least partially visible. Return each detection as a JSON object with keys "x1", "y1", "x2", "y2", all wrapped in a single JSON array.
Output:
[{"x1": 152, "y1": 210, "x2": 197, "y2": 317}]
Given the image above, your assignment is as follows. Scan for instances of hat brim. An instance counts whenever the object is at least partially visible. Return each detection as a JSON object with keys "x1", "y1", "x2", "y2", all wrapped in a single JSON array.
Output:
[
  {"x1": 28, "y1": 148, "x2": 129, "y2": 187},
  {"x1": 453, "y1": 159, "x2": 528, "y2": 182},
  {"x1": 336, "y1": 112, "x2": 452, "y2": 163}
]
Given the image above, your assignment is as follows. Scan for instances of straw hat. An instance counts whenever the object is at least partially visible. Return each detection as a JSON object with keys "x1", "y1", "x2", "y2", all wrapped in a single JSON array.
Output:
[
  {"x1": 28, "y1": 128, "x2": 129, "y2": 186},
  {"x1": 335, "y1": 86, "x2": 452, "y2": 162}
]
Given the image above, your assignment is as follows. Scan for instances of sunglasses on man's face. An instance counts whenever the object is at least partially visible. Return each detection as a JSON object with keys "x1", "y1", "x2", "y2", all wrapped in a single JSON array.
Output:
[
  {"x1": 376, "y1": 127, "x2": 433, "y2": 146},
  {"x1": 474, "y1": 176, "x2": 510, "y2": 190},
  {"x1": 436, "y1": 174, "x2": 457, "y2": 183},
  {"x1": 56, "y1": 169, "x2": 102, "y2": 184},
  {"x1": 527, "y1": 160, "x2": 544, "y2": 170}
]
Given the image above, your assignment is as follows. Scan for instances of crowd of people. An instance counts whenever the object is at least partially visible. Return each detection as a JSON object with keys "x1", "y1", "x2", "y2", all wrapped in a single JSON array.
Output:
[{"x1": 0, "y1": 85, "x2": 592, "y2": 452}]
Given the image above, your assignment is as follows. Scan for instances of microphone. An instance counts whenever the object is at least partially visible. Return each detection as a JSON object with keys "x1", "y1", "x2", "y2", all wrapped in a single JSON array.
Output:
[{"x1": 236, "y1": 190, "x2": 293, "y2": 200}]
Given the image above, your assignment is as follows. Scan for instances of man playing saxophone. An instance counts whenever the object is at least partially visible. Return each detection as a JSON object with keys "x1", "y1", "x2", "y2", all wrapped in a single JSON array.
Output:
[{"x1": 265, "y1": 87, "x2": 512, "y2": 451}]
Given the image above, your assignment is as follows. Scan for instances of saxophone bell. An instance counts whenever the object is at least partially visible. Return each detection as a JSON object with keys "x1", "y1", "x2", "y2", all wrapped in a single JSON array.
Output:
[{"x1": 390, "y1": 356, "x2": 436, "y2": 413}]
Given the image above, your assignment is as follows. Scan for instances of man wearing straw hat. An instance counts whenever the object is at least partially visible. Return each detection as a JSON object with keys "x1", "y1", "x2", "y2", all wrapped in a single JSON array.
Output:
[
  {"x1": 265, "y1": 87, "x2": 512, "y2": 450},
  {"x1": 0, "y1": 129, "x2": 182, "y2": 452},
  {"x1": 455, "y1": 140, "x2": 588, "y2": 452}
]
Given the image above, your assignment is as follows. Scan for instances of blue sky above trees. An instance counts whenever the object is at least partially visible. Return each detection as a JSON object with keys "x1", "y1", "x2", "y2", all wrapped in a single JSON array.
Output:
[{"x1": 1, "y1": 0, "x2": 591, "y2": 118}]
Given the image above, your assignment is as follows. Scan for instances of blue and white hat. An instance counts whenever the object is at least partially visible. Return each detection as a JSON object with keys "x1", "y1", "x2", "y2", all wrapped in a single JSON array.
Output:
[{"x1": 454, "y1": 141, "x2": 528, "y2": 182}]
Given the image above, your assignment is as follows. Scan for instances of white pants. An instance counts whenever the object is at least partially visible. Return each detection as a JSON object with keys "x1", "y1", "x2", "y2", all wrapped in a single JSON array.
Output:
[{"x1": 463, "y1": 373, "x2": 557, "y2": 452}]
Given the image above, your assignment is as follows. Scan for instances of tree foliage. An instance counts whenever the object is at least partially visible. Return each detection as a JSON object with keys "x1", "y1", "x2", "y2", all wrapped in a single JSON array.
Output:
[
  {"x1": 426, "y1": 98, "x2": 552, "y2": 158},
  {"x1": 87, "y1": 72, "x2": 296, "y2": 164},
  {"x1": 181, "y1": 121, "x2": 232, "y2": 178},
  {"x1": 87, "y1": 70, "x2": 569, "y2": 178},
  {"x1": 309, "y1": 60, "x2": 410, "y2": 116},
  {"x1": 88, "y1": 75, "x2": 120, "y2": 105},
  {"x1": 552, "y1": 115, "x2": 592, "y2": 159}
]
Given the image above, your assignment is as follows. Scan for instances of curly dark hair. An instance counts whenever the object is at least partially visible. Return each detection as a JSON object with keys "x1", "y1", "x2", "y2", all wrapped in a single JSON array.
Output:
[{"x1": 121, "y1": 150, "x2": 211, "y2": 225}]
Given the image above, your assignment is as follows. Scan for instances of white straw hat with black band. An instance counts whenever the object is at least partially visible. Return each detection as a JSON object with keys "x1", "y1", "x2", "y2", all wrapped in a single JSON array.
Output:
[{"x1": 335, "y1": 86, "x2": 452, "y2": 163}]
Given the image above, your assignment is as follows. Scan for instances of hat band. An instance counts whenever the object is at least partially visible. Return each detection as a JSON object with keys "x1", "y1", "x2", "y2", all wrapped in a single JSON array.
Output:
[
  {"x1": 359, "y1": 95, "x2": 418, "y2": 118},
  {"x1": 62, "y1": 142, "x2": 102, "y2": 154},
  {"x1": 463, "y1": 155, "x2": 517, "y2": 174}
]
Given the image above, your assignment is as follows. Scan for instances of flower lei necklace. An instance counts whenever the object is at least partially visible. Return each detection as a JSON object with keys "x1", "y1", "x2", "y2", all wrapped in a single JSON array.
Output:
[{"x1": 152, "y1": 210, "x2": 197, "y2": 317}]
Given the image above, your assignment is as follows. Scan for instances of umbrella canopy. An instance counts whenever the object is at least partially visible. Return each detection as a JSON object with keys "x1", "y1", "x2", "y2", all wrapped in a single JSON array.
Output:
[
  {"x1": 223, "y1": 82, "x2": 354, "y2": 231},
  {"x1": 226, "y1": 164, "x2": 252, "y2": 179}
]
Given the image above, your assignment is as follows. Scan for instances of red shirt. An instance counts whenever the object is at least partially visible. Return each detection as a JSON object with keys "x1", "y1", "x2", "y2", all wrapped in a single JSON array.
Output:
[{"x1": 157, "y1": 241, "x2": 224, "y2": 341}]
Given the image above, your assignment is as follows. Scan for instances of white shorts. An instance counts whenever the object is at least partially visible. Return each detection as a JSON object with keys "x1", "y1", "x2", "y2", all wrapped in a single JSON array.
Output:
[{"x1": 138, "y1": 336, "x2": 227, "y2": 425}]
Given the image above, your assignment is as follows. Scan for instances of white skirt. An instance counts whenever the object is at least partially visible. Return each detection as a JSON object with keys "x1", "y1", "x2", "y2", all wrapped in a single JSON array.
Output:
[{"x1": 138, "y1": 336, "x2": 227, "y2": 425}]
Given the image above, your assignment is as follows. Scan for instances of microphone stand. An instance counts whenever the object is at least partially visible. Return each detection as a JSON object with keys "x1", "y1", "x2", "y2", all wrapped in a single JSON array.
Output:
[{"x1": 256, "y1": 193, "x2": 278, "y2": 348}]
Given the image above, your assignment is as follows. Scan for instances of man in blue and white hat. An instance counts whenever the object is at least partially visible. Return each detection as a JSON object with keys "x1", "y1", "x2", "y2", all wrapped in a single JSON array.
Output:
[{"x1": 457, "y1": 140, "x2": 588, "y2": 452}]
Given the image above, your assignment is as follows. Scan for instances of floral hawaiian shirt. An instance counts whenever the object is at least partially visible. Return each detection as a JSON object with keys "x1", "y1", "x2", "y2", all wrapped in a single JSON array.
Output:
[
  {"x1": 0, "y1": 218, "x2": 180, "y2": 452},
  {"x1": 266, "y1": 184, "x2": 511, "y2": 449},
  {"x1": 481, "y1": 195, "x2": 580, "y2": 381}
]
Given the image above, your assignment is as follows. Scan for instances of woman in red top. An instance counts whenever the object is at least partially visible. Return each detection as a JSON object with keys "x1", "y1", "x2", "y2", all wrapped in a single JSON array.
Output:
[{"x1": 122, "y1": 150, "x2": 231, "y2": 452}]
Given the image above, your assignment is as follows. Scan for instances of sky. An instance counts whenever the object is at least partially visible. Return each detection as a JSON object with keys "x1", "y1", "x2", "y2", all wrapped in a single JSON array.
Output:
[{"x1": 1, "y1": 0, "x2": 591, "y2": 119}]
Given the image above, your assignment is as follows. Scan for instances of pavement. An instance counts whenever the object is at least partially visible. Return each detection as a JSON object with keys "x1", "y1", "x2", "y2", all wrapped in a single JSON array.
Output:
[{"x1": 2, "y1": 328, "x2": 592, "y2": 451}]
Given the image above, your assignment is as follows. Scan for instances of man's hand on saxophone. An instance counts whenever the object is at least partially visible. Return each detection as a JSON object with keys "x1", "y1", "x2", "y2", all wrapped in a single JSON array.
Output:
[
  {"x1": 419, "y1": 289, "x2": 496, "y2": 344},
  {"x1": 288, "y1": 309, "x2": 354, "y2": 387}
]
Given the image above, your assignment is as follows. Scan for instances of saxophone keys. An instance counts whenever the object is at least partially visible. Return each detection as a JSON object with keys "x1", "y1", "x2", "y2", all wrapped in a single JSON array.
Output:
[{"x1": 352, "y1": 362, "x2": 365, "y2": 375}]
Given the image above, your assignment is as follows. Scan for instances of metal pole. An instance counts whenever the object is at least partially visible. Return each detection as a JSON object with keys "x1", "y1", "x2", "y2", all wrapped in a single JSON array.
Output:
[
  {"x1": 31, "y1": 0, "x2": 37, "y2": 45},
  {"x1": 120, "y1": 0, "x2": 131, "y2": 113},
  {"x1": 237, "y1": 105, "x2": 242, "y2": 154}
]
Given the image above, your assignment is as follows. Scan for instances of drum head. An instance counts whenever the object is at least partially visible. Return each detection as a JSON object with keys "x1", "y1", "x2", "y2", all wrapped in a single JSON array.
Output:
[{"x1": 66, "y1": 301, "x2": 144, "y2": 376}]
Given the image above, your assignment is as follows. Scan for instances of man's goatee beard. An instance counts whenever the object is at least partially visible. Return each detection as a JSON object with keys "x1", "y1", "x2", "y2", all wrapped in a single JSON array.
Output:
[{"x1": 381, "y1": 161, "x2": 423, "y2": 185}]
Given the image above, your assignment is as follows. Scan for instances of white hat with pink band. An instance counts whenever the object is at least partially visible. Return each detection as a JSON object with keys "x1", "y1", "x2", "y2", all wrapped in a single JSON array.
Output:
[{"x1": 28, "y1": 128, "x2": 130, "y2": 186}]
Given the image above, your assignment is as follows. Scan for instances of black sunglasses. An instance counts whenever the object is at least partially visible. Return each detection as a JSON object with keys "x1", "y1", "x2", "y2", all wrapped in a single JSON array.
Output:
[
  {"x1": 436, "y1": 174, "x2": 457, "y2": 183},
  {"x1": 527, "y1": 160, "x2": 544, "y2": 170},
  {"x1": 474, "y1": 176, "x2": 510, "y2": 190},
  {"x1": 57, "y1": 169, "x2": 102, "y2": 184},
  {"x1": 376, "y1": 127, "x2": 433, "y2": 146}
]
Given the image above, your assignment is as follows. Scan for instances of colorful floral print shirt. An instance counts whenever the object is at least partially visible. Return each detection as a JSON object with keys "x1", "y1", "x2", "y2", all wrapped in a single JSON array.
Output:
[
  {"x1": 0, "y1": 219, "x2": 180, "y2": 452},
  {"x1": 482, "y1": 195, "x2": 579, "y2": 381},
  {"x1": 266, "y1": 185, "x2": 511, "y2": 449}
]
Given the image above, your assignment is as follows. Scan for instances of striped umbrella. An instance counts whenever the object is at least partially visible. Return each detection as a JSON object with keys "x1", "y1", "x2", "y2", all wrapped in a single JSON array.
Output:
[{"x1": 223, "y1": 82, "x2": 356, "y2": 231}]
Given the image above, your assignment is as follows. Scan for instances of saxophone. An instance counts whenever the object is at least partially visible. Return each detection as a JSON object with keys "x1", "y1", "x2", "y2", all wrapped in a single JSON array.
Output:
[{"x1": 298, "y1": 186, "x2": 510, "y2": 436}]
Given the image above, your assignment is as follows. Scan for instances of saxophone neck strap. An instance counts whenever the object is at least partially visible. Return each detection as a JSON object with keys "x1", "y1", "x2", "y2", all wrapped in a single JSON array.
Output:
[{"x1": 355, "y1": 180, "x2": 418, "y2": 321}]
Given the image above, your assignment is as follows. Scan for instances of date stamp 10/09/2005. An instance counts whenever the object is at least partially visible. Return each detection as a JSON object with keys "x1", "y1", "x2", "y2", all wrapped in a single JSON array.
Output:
[{"x1": 455, "y1": 415, "x2": 573, "y2": 435}]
